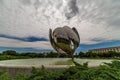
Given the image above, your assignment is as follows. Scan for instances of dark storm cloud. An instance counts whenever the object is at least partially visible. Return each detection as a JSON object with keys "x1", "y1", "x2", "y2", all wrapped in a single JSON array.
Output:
[
  {"x1": 34, "y1": 0, "x2": 41, "y2": 9},
  {"x1": 19, "y1": 0, "x2": 79, "y2": 19},
  {"x1": 0, "y1": 0, "x2": 3, "y2": 5},
  {"x1": 65, "y1": 0, "x2": 79, "y2": 19},
  {"x1": 19, "y1": 0, "x2": 31, "y2": 6},
  {"x1": 107, "y1": 18, "x2": 120, "y2": 28},
  {"x1": 19, "y1": 0, "x2": 42, "y2": 9}
]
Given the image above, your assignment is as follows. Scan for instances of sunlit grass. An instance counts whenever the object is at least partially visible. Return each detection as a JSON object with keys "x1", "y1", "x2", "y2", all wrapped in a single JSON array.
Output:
[{"x1": 54, "y1": 59, "x2": 74, "y2": 65}]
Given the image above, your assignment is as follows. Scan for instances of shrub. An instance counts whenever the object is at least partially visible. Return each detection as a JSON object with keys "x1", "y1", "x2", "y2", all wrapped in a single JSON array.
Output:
[
  {"x1": 0, "y1": 72, "x2": 10, "y2": 80},
  {"x1": 1, "y1": 60, "x2": 120, "y2": 80}
]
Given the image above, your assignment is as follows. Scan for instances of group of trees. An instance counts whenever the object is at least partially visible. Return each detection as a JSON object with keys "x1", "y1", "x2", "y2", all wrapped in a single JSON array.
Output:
[
  {"x1": 0, "y1": 50, "x2": 120, "y2": 60},
  {"x1": 0, "y1": 50, "x2": 69, "y2": 60}
]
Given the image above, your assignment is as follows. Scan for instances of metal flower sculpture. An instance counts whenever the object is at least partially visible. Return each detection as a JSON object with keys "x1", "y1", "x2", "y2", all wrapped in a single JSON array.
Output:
[{"x1": 49, "y1": 26, "x2": 80, "y2": 65}]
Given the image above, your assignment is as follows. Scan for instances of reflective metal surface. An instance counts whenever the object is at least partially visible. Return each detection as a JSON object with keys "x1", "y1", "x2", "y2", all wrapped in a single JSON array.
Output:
[{"x1": 49, "y1": 26, "x2": 80, "y2": 56}]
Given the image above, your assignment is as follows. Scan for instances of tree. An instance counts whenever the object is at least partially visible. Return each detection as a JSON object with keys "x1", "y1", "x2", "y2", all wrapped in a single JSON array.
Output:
[
  {"x1": 59, "y1": 53, "x2": 67, "y2": 58},
  {"x1": 78, "y1": 52, "x2": 85, "y2": 58},
  {"x1": 2, "y1": 50, "x2": 18, "y2": 56},
  {"x1": 46, "y1": 52, "x2": 59, "y2": 58},
  {"x1": 24, "y1": 52, "x2": 38, "y2": 58},
  {"x1": 38, "y1": 53, "x2": 45, "y2": 58}
]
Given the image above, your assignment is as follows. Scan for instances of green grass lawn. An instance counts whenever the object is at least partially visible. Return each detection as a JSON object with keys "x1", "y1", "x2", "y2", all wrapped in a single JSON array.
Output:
[{"x1": 54, "y1": 59, "x2": 74, "y2": 65}]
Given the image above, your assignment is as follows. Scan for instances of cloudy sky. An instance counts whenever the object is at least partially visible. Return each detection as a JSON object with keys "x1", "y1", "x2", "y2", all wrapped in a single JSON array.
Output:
[{"x1": 0, "y1": 0, "x2": 120, "y2": 53}]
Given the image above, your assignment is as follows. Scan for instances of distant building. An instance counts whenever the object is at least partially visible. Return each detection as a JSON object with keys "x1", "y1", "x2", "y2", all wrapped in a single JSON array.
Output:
[{"x1": 89, "y1": 46, "x2": 120, "y2": 53}]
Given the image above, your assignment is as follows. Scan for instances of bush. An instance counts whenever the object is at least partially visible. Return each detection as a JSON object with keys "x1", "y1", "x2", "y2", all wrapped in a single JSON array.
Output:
[
  {"x1": 1, "y1": 60, "x2": 120, "y2": 80},
  {"x1": 25, "y1": 60, "x2": 120, "y2": 80},
  {"x1": 2, "y1": 50, "x2": 18, "y2": 56},
  {"x1": 0, "y1": 72, "x2": 10, "y2": 80}
]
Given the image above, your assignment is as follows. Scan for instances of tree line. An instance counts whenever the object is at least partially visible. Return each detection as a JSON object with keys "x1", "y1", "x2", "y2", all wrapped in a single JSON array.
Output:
[
  {"x1": 0, "y1": 50, "x2": 69, "y2": 60},
  {"x1": 0, "y1": 50, "x2": 120, "y2": 60}
]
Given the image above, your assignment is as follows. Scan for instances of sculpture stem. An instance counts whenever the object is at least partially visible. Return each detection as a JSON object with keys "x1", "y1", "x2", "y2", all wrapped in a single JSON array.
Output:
[{"x1": 71, "y1": 53, "x2": 81, "y2": 66}]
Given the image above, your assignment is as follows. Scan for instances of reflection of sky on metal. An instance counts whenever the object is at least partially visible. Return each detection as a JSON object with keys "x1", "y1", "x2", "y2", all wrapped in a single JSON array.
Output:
[{"x1": 49, "y1": 26, "x2": 80, "y2": 54}]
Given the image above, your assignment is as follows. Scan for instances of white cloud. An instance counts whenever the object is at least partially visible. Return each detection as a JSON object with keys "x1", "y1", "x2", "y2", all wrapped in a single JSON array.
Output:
[
  {"x1": 0, "y1": 37, "x2": 53, "y2": 50},
  {"x1": 0, "y1": 0, "x2": 120, "y2": 50}
]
